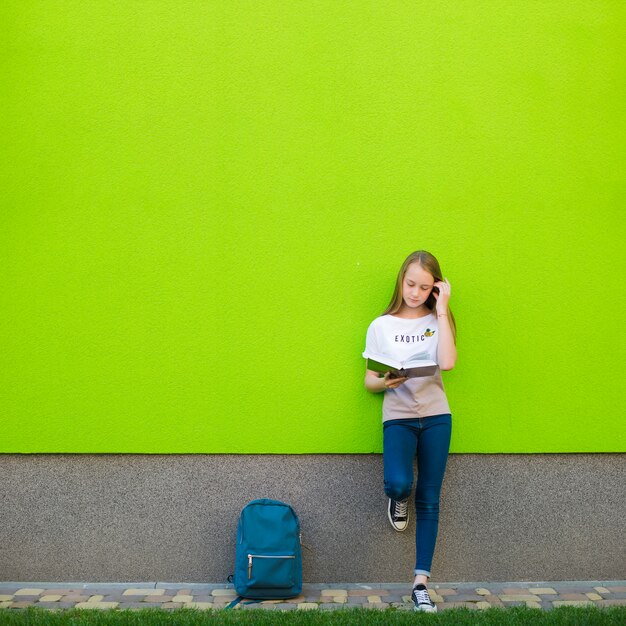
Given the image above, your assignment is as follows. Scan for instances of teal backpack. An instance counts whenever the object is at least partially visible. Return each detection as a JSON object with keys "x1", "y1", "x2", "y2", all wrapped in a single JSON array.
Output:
[{"x1": 233, "y1": 499, "x2": 303, "y2": 600}]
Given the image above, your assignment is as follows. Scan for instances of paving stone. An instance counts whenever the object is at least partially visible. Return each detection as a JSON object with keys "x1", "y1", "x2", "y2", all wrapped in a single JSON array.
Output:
[
  {"x1": 172, "y1": 595, "x2": 193, "y2": 603},
  {"x1": 123, "y1": 588, "x2": 164, "y2": 596},
  {"x1": 276, "y1": 603, "x2": 297, "y2": 610},
  {"x1": 319, "y1": 603, "x2": 343, "y2": 609},
  {"x1": 586, "y1": 592, "x2": 603, "y2": 601},
  {"x1": 321, "y1": 589, "x2": 347, "y2": 597},
  {"x1": 366, "y1": 596, "x2": 381, "y2": 603},
  {"x1": 597, "y1": 599, "x2": 626, "y2": 606},
  {"x1": 75, "y1": 602, "x2": 119, "y2": 610},
  {"x1": 144, "y1": 595, "x2": 174, "y2": 603},
  {"x1": 38, "y1": 602, "x2": 76, "y2": 609},
  {"x1": 595, "y1": 587, "x2": 611, "y2": 594},
  {"x1": 11, "y1": 595, "x2": 41, "y2": 601},
  {"x1": 526, "y1": 601, "x2": 543, "y2": 609},
  {"x1": 347, "y1": 596, "x2": 367, "y2": 604},
  {"x1": 162, "y1": 603, "x2": 183, "y2": 609},
  {"x1": 348, "y1": 589, "x2": 379, "y2": 596},
  {"x1": 102, "y1": 595, "x2": 127, "y2": 602},
  {"x1": 475, "y1": 588, "x2": 491, "y2": 595},
  {"x1": 88, "y1": 595, "x2": 105, "y2": 602},
  {"x1": 452, "y1": 594, "x2": 486, "y2": 602},
  {"x1": 186, "y1": 602, "x2": 215, "y2": 610},
  {"x1": 211, "y1": 589, "x2": 237, "y2": 597},
  {"x1": 502, "y1": 588, "x2": 532, "y2": 595},
  {"x1": 10, "y1": 601, "x2": 37, "y2": 608},
  {"x1": 500, "y1": 594, "x2": 543, "y2": 602},
  {"x1": 553, "y1": 600, "x2": 595, "y2": 607},
  {"x1": 0, "y1": 596, "x2": 13, "y2": 602},
  {"x1": 385, "y1": 594, "x2": 404, "y2": 603},
  {"x1": 559, "y1": 593, "x2": 591, "y2": 601},
  {"x1": 434, "y1": 588, "x2": 457, "y2": 596},
  {"x1": 14, "y1": 589, "x2": 44, "y2": 596},
  {"x1": 606, "y1": 586, "x2": 626, "y2": 593},
  {"x1": 0, "y1": 602, "x2": 13, "y2": 609},
  {"x1": 439, "y1": 601, "x2": 479, "y2": 610},
  {"x1": 40, "y1": 595, "x2": 63, "y2": 602},
  {"x1": 533, "y1": 600, "x2": 554, "y2": 610},
  {"x1": 482, "y1": 594, "x2": 505, "y2": 607},
  {"x1": 363, "y1": 602, "x2": 389, "y2": 609},
  {"x1": 529, "y1": 588, "x2": 557, "y2": 595},
  {"x1": 476, "y1": 601, "x2": 492, "y2": 609},
  {"x1": 297, "y1": 603, "x2": 319, "y2": 610}
]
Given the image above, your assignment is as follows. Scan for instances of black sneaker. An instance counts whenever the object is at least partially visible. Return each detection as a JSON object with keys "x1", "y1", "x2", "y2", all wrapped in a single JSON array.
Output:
[
  {"x1": 412, "y1": 584, "x2": 437, "y2": 612},
  {"x1": 387, "y1": 497, "x2": 409, "y2": 531}
]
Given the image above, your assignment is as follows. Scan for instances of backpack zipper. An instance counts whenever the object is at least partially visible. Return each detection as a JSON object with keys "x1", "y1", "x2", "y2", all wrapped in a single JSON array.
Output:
[{"x1": 248, "y1": 554, "x2": 296, "y2": 579}]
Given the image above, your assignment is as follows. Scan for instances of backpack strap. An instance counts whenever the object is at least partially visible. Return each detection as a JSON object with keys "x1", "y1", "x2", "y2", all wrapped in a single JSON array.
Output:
[
  {"x1": 225, "y1": 596, "x2": 243, "y2": 609},
  {"x1": 225, "y1": 597, "x2": 263, "y2": 609}
]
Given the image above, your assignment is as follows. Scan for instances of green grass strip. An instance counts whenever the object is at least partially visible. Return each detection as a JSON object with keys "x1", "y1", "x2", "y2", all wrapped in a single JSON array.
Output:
[{"x1": 0, "y1": 606, "x2": 625, "y2": 625}]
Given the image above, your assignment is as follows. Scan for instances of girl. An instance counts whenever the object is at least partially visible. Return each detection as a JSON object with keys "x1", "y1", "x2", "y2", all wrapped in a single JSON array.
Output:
[{"x1": 363, "y1": 250, "x2": 457, "y2": 613}]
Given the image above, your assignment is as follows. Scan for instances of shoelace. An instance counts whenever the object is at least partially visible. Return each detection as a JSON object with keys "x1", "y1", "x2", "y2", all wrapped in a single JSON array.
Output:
[
  {"x1": 413, "y1": 587, "x2": 433, "y2": 606},
  {"x1": 394, "y1": 499, "x2": 408, "y2": 519}
]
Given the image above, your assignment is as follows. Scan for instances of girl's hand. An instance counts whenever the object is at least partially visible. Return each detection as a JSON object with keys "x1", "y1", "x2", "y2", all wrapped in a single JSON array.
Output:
[
  {"x1": 433, "y1": 278, "x2": 451, "y2": 314},
  {"x1": 384, "y1": 371, "x2": 408, "y2": 389}
]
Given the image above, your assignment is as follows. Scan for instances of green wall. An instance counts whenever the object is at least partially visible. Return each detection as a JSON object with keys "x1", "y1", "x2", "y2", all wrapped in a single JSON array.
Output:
[{"x1": 1, "y1": 1, "x2": 624, "y2": 453}]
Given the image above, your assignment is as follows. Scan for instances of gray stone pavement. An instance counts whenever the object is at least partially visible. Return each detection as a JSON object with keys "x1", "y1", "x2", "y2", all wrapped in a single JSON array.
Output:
[{"x1": 1, "y1": 581, "x2": 625, "y2": 611}]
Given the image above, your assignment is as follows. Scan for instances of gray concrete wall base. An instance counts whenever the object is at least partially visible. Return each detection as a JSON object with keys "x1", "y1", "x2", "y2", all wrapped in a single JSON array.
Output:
[{"x1": 1, "y1": 454, "x2": 624, "y2": 582}]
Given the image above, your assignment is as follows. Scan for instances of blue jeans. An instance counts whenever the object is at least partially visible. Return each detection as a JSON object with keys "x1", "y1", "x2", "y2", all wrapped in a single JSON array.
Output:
[{"x1": 383, "y1": 413, "x2": 452, "y2": 577}]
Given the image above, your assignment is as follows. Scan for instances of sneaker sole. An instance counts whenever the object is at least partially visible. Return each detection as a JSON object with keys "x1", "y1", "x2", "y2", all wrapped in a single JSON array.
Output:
[{"x1": 414, "y1": 604, "x2": 437, "y2": 612}]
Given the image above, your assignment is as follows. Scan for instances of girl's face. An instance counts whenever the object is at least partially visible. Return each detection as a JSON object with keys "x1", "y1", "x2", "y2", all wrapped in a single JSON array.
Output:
[{"x1": 401, "y1": 263, "x2": 435, "y2": 311}]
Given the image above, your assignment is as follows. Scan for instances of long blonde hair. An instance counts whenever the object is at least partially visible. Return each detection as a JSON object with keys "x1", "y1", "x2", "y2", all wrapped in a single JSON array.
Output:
[{"x1": 382, "y1": 250, "x2": 457, "y2": 343}]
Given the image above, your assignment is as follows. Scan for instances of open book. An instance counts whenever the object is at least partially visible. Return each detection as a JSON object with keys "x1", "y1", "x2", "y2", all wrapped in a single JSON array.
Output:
[{"x1": 363, "y1": 349, "x2": 438, "y2": 378}]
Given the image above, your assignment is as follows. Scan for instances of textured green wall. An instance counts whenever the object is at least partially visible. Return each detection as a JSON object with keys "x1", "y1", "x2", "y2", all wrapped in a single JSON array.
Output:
[{"x1": 1, "y1": 1, "x2": 624, "y2": 453}]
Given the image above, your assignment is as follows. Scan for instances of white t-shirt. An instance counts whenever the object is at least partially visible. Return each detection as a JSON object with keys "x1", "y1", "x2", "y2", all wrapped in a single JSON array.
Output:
[{"x1": 364, "y1": 312, "x2": 451, "y2": 421}]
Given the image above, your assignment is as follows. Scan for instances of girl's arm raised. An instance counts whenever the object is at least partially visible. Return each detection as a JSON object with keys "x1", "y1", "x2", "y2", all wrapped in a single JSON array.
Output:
[{"x1": 433, "y1": 278, "x2": 457, "y2": 370}]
